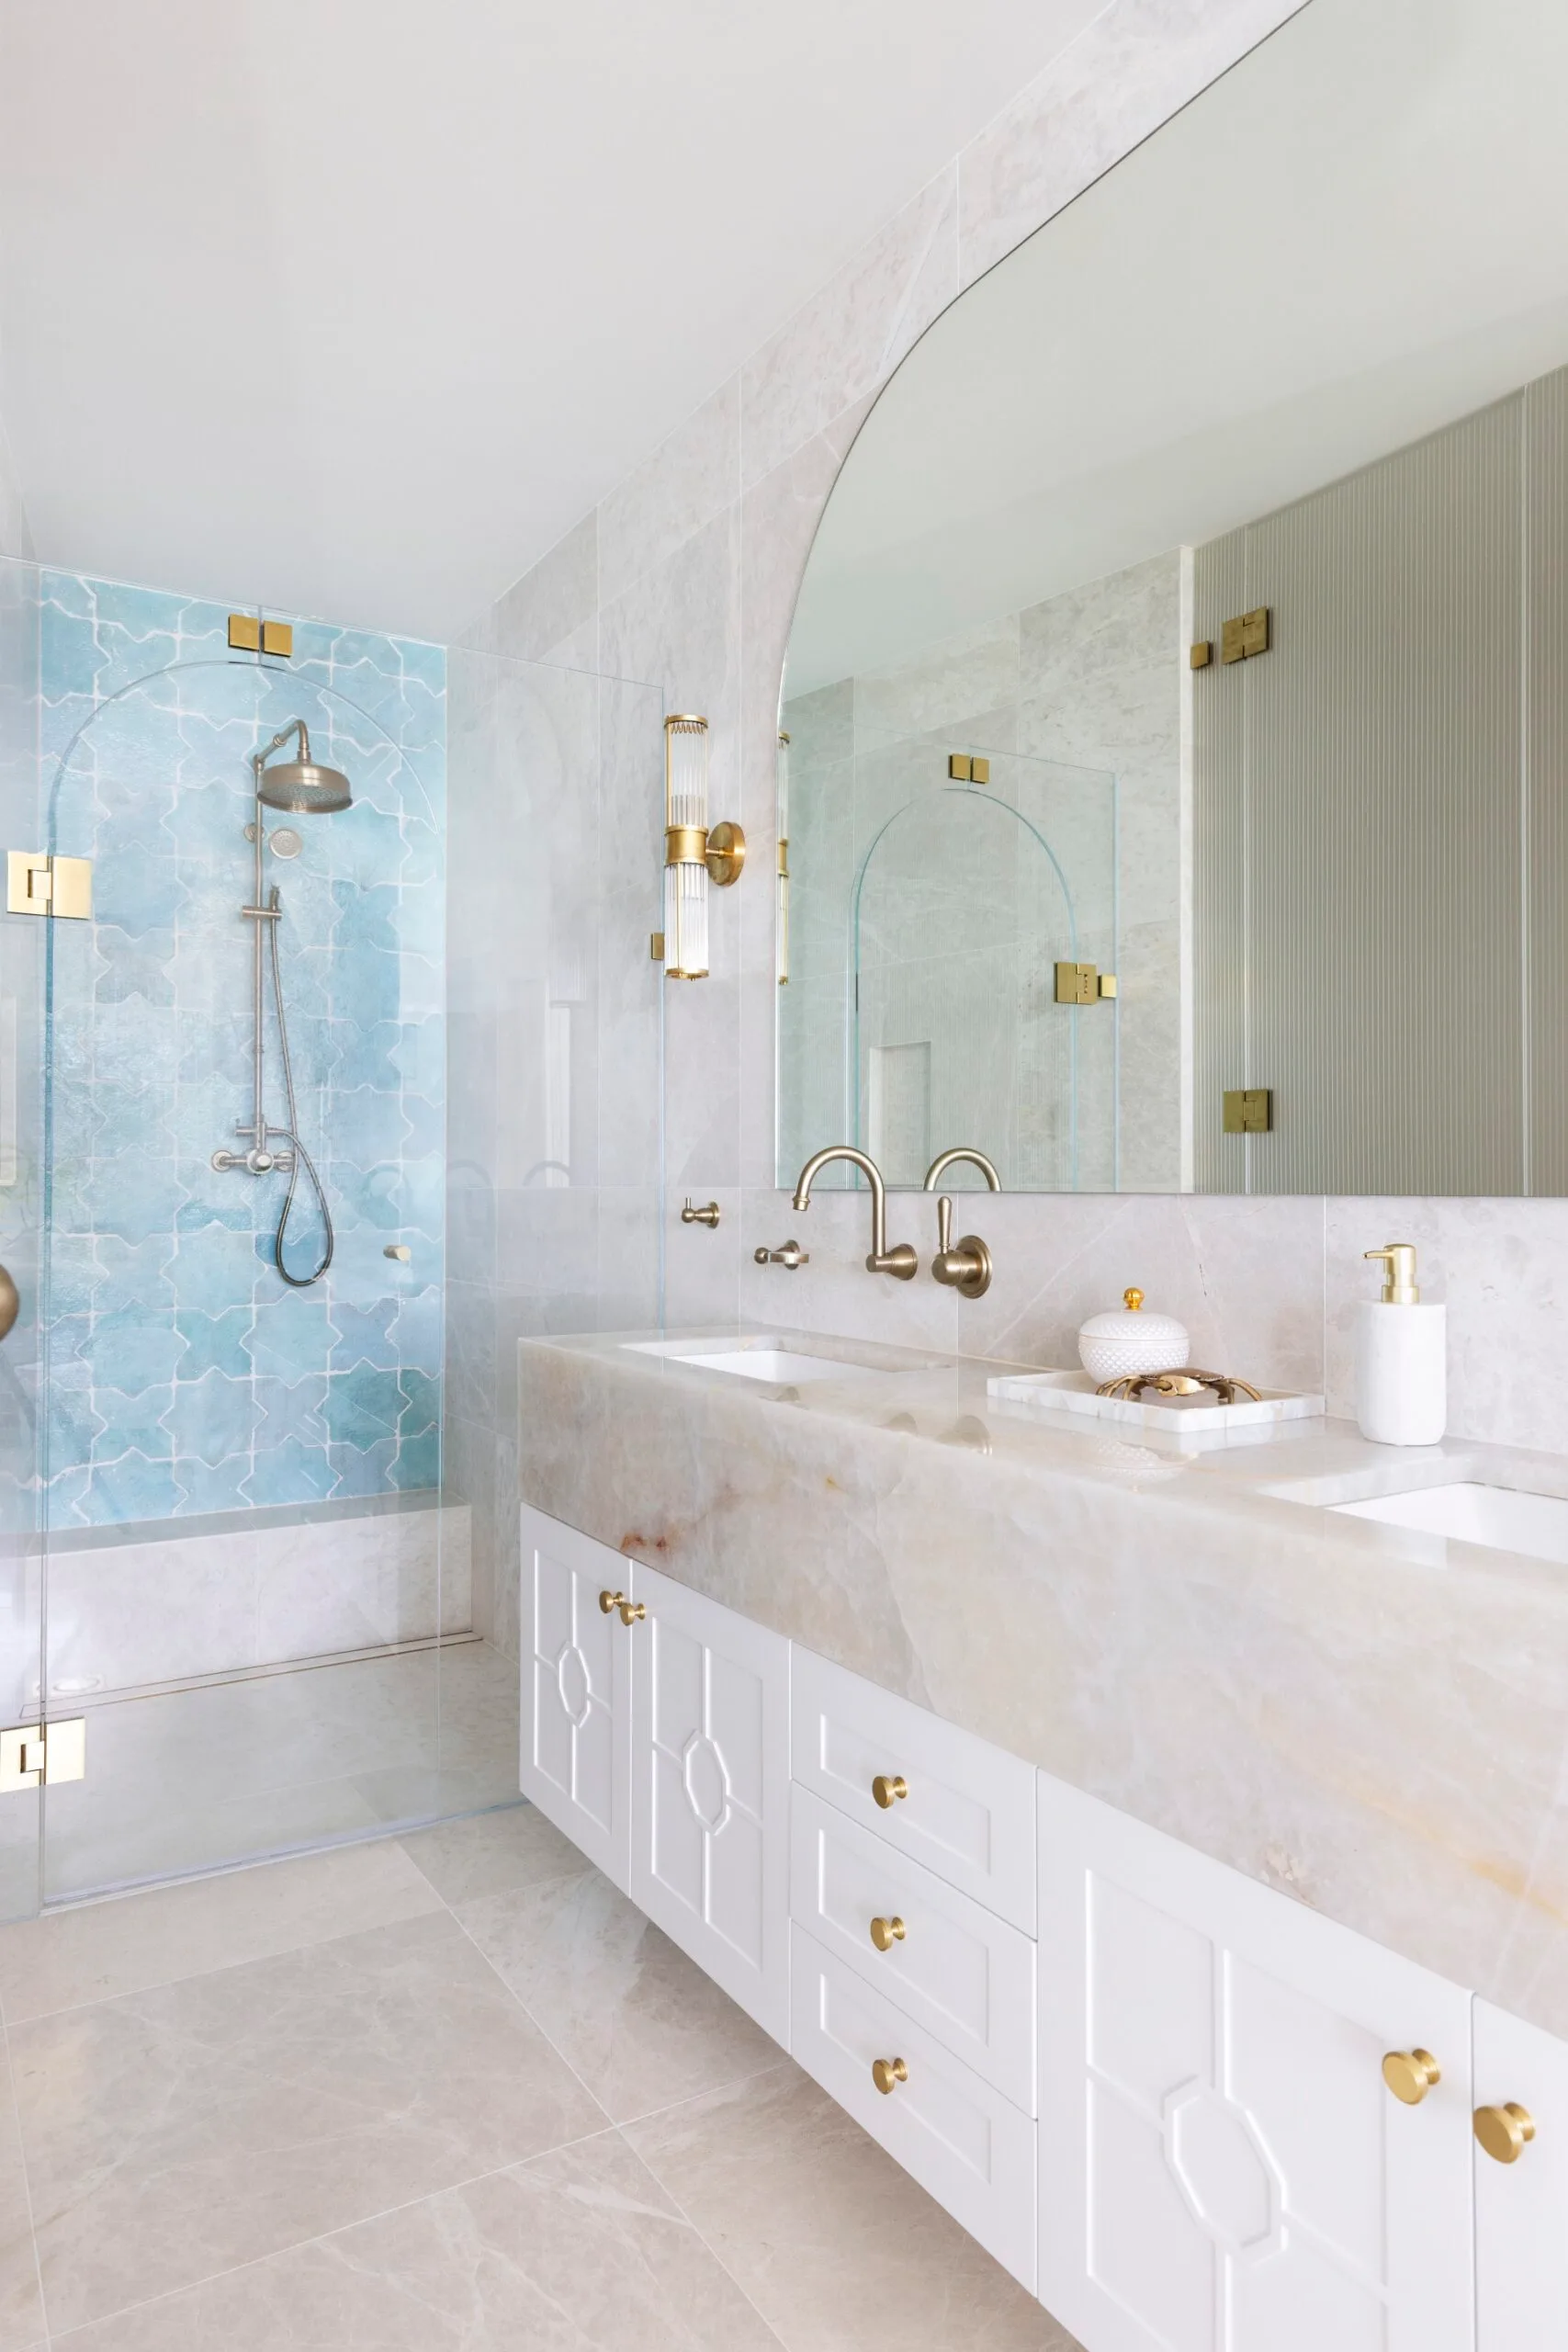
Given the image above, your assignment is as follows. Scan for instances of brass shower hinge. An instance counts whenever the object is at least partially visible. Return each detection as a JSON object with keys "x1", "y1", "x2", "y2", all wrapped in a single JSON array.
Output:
[
  {"x1": 0, "y1": 1718, "x2": 86, "y2": 1794},
  {"x1": 6, "y1": 852, "x2": 92, "y2": 920},
  {"x1": 228, "y1": 615, "x2": 294, "y2": 658}
]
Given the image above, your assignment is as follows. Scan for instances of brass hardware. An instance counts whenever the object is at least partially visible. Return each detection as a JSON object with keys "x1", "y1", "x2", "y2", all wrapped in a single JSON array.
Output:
[
  {"x1": 793, "y1": 1147, "x2": 917, "y2": 1280},
  {"x1": 7, "y1": 852, "x2": 92, "y2": 921},
  {"x1": 1474, "y1": 2102, "x2": 1536, "y2": 2164},
  {"x1": 1382, "y1": 2049, "x2": 1441, "y2": 2105},
  {"x1": 1097, "y1": 1367, "x2": 1264, "y2": 1405},
  {"x1": 682, "y1": 1199, "x2": 721, "y2": 1227},
  {"x1": 1098, "y1": 973, "x2": 1118, "y2": 999},
  {"x1": 0, "y1": 1264, "x2": 17, "y2": 1341},
  {"x1": 931, "y1": 1197, "x2": 992, "y2": 1299},
  {"x1": 872, "y1": 2056, "x2": 908, "y2": 2096},
  {"x1": 949, "y1": 754, "x2": 971, "y2": 781},
  {"x1": 1190, "y1": 640, "x2": 1213, "y2": 669},
  {"x1": 869, "y1": 1915, "x2": 907, "y2": 1952},
  {"x1": 599, "y1": 1589, "x2": 624, "y2": 1614},
  {"x1": 1223, "y1": 1087, "x2": 1272, "y2": 1134},
  {"x1": 755, "y1": 1240, "x2": 808, "y2": 1269},
  {"x1": 923, "y1": 1148, "x2": 1001, "y2": 1193},
  {"x1": 1055, "y1": 961, "x2": 1099, "y2": 1006},
  {"x1": 617, "y1": 1598, "x2": 646, "y2": 1626},
  {"x1": 0, "y1": 1717, "x2": 85, "y2": 1793},
  {"x1": 261, "y1": 620, "x2": 293, "y2": 658},
  {"x1": 383, "y1": 1244, "x2": 412, "y2": 1262},
  {"x1": 705, "y1": 820, "x2": 746, "y2": 888},
  {"x1": 1365, "y1": 1242, "x2": 1420, "y2": 1306},
  {"x1": 228, "y1": 613, "x2": 262, "y2": 651},
  {"x1": 649, "y1": 932, "x2": 665, "y2": 961},
  {"x1": 1221, "y1": 606, "x2": 1270, "y2": 664},
  {"x1": 1124, "y1": 1288, "x2": 1144, "y2": 1309},
  {"x1": 972, "y1": 758, "x2": 989, "y2": 786},
  {"x1": 666, "y1": 824, "x2": 708, "y2": 865},
  {"x1": 872, "y1": 1773, "x2": 908, "y2": 1809}
]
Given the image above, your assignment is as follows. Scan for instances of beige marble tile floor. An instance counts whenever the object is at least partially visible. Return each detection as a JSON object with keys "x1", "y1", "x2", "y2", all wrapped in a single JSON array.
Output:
[{"x1": 0, "y1": 1804, "x2": 1084, "y2": 2348}]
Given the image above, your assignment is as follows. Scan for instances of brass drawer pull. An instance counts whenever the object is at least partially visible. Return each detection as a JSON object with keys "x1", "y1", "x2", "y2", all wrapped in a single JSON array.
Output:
[
  {"x1": 1475, "y1": 2103, "x2": 1536, "y2": 2164},
  {"x1": 872, "y1": 1773, "x2": 908, "y2": 1809},
  {"x1": 869, "y1": 1915, "x2": 907, "y2": 1952},
  {"x1": 1382, "y1": 2049, "x2": 1441, "y2": 2105},
  {"x1": 872, "y1": 2056, "x2": 908, "y2": 2096}
]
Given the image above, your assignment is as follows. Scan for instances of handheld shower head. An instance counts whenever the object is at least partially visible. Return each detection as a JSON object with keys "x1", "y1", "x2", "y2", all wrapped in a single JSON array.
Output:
[{"x1": 254, "y1": 720, "x2": 352, "y2": 814}]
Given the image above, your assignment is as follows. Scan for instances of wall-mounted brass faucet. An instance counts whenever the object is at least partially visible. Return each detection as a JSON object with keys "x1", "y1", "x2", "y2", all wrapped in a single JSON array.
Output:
[
  {"x1": 792, "y1": 1147, "x2": 917, "y2": 1279},
  {"x1": 922, "y1": 1148, "x2": 1000, "y2": 1299}
]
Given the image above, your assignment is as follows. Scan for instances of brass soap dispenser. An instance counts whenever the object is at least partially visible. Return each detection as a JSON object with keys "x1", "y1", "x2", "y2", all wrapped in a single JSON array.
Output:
[{"x1": 1355, "y1": 1242, "x2": 1446, "y2": 1446}]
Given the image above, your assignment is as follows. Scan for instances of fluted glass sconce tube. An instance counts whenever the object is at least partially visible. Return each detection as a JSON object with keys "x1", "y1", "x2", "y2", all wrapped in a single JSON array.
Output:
[
  {"x1": 662, "y1": 714, "x2": 745, "y2": 980},
  {"x1": 776, "y1": 729, "x2": 790, "y2": 987}
]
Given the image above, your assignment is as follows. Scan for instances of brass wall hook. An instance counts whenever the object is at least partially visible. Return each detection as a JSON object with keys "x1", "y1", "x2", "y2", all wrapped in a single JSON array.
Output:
[{"x1": 682, "y1": 1198, "x2": 721, "y2": 1227}]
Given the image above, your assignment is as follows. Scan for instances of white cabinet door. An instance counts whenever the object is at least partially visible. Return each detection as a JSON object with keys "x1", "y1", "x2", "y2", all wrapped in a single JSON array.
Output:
[
  {"x1": 1037, "y1": 1774, "x2": 1474, "y2": 2352},
  {"x1": 627, "y1": 1559, "x2": 791, "y2": 2043},
  {"x1": 792, "y1": 1646, "x2": 1037, "y2": 1931},
  {"x1": 1474, "y1": 1996, "x2": 1568, "y2": 2347},
  {"x1": 518, "y1": 1505, "x2": 631, "y2": 1889},
  {"x1": 790, "y1": 1783, "x2": 1036, "y2": 2110},
  {"x1": 791, "y1": 1925, "x2": 1039, "y2": 2292}
]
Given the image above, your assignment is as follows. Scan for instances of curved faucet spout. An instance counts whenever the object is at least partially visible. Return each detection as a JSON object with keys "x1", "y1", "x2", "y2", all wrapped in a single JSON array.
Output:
[
  {"x1": 922, "y1": 1148, "x2": 1001, "y2": 1193},
  {"x1": 792, "y1": 1146, "x2": 918, "y2": 1280}
]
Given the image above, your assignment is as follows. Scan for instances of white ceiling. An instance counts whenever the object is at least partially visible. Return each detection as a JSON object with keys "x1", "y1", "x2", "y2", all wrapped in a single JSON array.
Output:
[
  {"x1": 788, "y1": 0, "x2": 1568, "y2": 694},
  {"x1": 0, "y1": 0, "x2": 1109, "y2": 643}
]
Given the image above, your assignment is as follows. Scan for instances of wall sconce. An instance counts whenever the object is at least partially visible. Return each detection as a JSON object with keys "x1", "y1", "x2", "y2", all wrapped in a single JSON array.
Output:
[
  {"x1": 776, "y1": 729, "x2": 790, "y2": 987},
  {"x1": 662, "y1": 715, "x2": 744, "y2": 979}
]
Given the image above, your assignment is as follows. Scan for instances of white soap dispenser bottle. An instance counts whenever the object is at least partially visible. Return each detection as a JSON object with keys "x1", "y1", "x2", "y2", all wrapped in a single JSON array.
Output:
[{"x1": 1355, "y1": 1242, "x2": 1445, "y2": 1445}]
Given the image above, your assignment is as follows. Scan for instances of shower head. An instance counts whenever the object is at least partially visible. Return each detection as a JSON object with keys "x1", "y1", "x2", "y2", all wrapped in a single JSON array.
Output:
[{"x1": 253, "y1": 719, "x2": 352, "y2": 814}]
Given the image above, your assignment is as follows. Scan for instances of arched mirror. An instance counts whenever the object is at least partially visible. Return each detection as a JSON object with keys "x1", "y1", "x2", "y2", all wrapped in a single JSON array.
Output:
[{"x1": 776, "y1": 0, "x2": 1568, "y2": 1193}]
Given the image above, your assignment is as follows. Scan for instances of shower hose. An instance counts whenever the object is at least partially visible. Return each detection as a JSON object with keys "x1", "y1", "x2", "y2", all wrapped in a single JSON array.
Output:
[{"x1": 265, "y1": 888, "x2": 335, "y2": 1288}]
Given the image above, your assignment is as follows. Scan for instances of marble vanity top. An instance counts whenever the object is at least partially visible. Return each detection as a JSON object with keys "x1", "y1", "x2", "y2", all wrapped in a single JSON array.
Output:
[{"x1": 518, "y1": 1325, "x2": 1568, "y2": 2035}]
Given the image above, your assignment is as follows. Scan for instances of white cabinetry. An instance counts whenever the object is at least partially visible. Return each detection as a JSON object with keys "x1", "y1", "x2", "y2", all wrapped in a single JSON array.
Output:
[
  {"x1": 1036, "y1": 1773, "x2": 1475, "y2": 2352},
  {"x1": 629, "y1": 1556, "x2": 791, "y2": 2042},
  {"x1": 519, "y1": 1505, "x2": 631, "y2": 1886},
  {"x1": 1473, "y1": 1996, "x2": 1568, "y2": 2348}
]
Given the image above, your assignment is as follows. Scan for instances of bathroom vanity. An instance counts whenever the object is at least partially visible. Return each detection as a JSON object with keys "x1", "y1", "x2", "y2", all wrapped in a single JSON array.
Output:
[{"x1": 518, "y1": 1329, "x2": 1568, "y2": 2350}]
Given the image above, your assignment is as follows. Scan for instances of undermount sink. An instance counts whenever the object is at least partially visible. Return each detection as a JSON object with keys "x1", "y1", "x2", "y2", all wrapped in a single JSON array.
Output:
[
  {"x1": 625, "y1": 1337, "x2": 890, "y2": 1385},
  {"x1": 1333, "y1": 1480, "x2": 1568, "y2": 1565}
]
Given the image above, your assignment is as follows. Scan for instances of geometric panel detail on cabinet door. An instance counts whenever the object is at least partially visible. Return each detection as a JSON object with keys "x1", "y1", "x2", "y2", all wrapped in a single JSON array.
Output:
[
  {"x1": 518, "y1": 1506, "x2": 632, "y2": 1891},
  {"x1": 629, "y1": 1558, "x2": 791, "y2": 2045},
  {"x1": 1037, "y1": 1772, "x2": 1475, "y2": 2352}
]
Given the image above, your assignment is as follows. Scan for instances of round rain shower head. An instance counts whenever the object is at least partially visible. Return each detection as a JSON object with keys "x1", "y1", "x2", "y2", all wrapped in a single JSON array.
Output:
[{"x1": 254, "y1": 719, "x2": 352, "y2": 814}]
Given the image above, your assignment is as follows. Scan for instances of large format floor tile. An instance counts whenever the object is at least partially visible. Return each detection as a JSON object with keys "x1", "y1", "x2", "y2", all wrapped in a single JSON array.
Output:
[
  {"x1": 0, "y1": 2050, "x2": 43, "y2": 2352},
  {"x1": 12, "y1": 1907, "x2": 606, "y2": 2334},
  {"x1": 0, "y1": 1838, "x2": 444, "y2": 2024},
  {"x1": 400, "y1": 1798, "x2": 582, "y2": 1905},
  {"x1": 456, "y1": 1864, "x2": 781, "y2": 2123},
  {"x1": 626, "y1": 2064, "x2": 1084, "y2": 2352},
  {"x1": 51, "y1": 2130, "x2": 784, "y2": 2350}
]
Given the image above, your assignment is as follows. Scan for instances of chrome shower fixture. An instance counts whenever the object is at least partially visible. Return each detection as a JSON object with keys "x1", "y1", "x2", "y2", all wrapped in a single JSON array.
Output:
[
  {"x1": 211, "y1": 718, "x2": 349, "y2": 1287},
  {"x1": 254, "y1": 718, "x2": 352, "y2": 814}
]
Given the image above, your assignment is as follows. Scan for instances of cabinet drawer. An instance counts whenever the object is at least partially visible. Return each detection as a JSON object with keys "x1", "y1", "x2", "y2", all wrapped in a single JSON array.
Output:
[
  {"x1": 791, "y1": 1648, "x2": 1035, "y2": 1931},
  {"x1": 790, "y1": 1925, "x2": 1037, "y2": 2291},
  {"x1": 790, "y1": 1784, "x2": 1035, "y2": 2110}
]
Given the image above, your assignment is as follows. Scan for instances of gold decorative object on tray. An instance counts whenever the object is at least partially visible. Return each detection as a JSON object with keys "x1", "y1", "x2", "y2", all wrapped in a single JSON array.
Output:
[{"x1": 1095, "y1": 1367, "x2": 1263, "y2": 1406}]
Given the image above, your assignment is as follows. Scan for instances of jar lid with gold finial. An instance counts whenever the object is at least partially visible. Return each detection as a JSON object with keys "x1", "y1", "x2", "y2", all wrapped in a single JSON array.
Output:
[{"x1": 1077, "y1": 1287, "x2": 1191, "y2": 1385}]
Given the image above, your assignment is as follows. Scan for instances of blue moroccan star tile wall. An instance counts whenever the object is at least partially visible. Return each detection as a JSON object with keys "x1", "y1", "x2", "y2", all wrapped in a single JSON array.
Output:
[{"x1": 39, "y1": 571, "x2": 446, "y2": 1524}]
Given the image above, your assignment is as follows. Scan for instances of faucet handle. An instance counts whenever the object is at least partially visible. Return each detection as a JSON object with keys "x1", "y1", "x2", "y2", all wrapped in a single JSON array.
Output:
[
  {"x1": 931, "y1": 1193, "x2": 993, "y2": 1300},
  {"x1": 755, "y1": 1240, "x2": 809, "y2": 1270}
]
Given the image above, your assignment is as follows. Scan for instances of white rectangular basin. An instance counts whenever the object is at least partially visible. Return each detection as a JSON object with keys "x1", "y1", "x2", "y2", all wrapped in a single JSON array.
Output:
[
  {"x1": 1333, "y1": 1480, "x2": 1568, "y2": 1565},
  {"x1": 626, "y1": 1339, "x2": 881, "y2": 1385}
]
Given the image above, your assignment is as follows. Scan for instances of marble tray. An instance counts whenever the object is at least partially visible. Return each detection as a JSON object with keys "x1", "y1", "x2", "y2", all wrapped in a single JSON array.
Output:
[{"x1": 986, "y1": 1366, "x2": 1326, "y2": 1434}]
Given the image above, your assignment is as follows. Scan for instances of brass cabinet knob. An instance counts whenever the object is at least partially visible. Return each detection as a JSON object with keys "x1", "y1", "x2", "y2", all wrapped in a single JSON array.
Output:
[
  {"x1": 599, "y1": 1589, "x2": 622, "y2": 1615},
  {"x1": 869, "y1": 1915, "x2": 907, "y2": 1952},
  {"x1": 617, "y1": 1599, "x2": 646, "y2": 1626},
  {"x1": 1474, "y1": 2103, "x2": 1537, "y2": 2164},
  {"x1": 1382, "y1": 2049, "x2": 1442, "y2": 2105},
  {"x1": 872, "y1": 1773, "x2": 908, "y2": 1809},
  {"x1": 872, "y1": 2056, "x2": 908, "y2": 2096}
]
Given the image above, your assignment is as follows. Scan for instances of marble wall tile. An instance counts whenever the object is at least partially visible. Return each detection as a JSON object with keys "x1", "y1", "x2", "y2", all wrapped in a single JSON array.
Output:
[
  {"x1": 740, "y1": 170, "x2": 959, "y2": 492},
  {"x1": 471, "y1": 512, "x2": 599, "y2": 666},
  {"x1": 958, "y1": 0, "x2": 1309, "y2": 286},
  {"x1": 12, "y1": 1908, "x2": 605, "y2": 2333},
  {"x1": 599, "y1": 377, "x2": 741, "y2": 608}
]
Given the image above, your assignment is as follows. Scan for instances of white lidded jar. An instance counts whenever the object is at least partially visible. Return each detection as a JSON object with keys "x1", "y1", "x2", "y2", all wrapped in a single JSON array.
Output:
[
  {"x1": 1355, "y1": 1242, "x2": 1446, "y2": 1446},
  {"x1": 1077, "y1": 1287, "x2": 1190, "y2": 1385}
]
